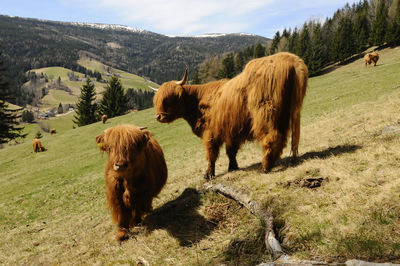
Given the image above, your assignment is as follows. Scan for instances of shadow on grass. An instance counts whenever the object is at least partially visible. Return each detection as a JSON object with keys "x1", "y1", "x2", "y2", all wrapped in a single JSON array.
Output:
[
  {"x1": 142, "y1": 188, "x2": 216, "y2": 247},
  {"x1": 242, "y1": 144, "x2": 362, "y2": 173}
]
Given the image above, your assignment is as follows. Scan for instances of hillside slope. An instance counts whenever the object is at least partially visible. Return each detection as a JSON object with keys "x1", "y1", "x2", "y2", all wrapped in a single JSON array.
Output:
[
  {"x1": 0, "y1": 48, "x2": 399, "y2": 264},
  {"x1": 24, "y1": 58, "x2": 158, "y2": 110},
  {"x1": 0, "y1": 14, "x2": 269, "y2": 103}
]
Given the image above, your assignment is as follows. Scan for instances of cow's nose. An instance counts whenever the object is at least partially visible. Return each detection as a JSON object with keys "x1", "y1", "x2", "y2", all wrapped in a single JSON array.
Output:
[
  {"x1": 156, "y1": 114, "x2": 162, "y2": 121},
  {"x1": 113, "y1": 162, "x2": 128, "y2": 171}
]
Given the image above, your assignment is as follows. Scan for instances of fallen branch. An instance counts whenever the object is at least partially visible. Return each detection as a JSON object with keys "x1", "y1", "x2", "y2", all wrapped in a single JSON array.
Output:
[
  {"x1": 202, "y1": 183, "x2": 397, "y2": 266},
  {"x1": 202, "y1": 183, "x2": 284, "y2": 259}
]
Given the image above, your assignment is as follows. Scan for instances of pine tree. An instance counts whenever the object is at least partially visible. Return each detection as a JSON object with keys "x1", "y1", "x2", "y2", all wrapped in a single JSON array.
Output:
[
  {"x1": 298, "y1": 24, "x2": 311, "y2": 65},
  {"x1": 289, "y1": 28, "x2": 300, "y2": 55},
  {"x1": 190, "y1": 68, "x2": 202, "y2": 84},
  {"x1": 73, "y1": 77, "x2": 97, "y2": 127},
  {"x1": 354, "y1": 0, "x2": 370, "y2": 52},
  {"x1": 253, "y1": 43, "x2": 265, "y2": 58},
  {"x1": 0, "y1": 50, "x2": 26, "y2": 144},
  {"x1": 386, "y1": 0, "x2": 400, "y2": 46},
  {"x1": 309, "y1": 23, "x2": 324, "y2": 76},
  {"x1": 57, "y1": 102, "x2": 63, "y2": 114},
  {"x1": 99, "y1": 75, "x2": 128, "y2": 118},
  {"x1": 218, "y1": 53, "x2": 236, "y2": 79},
  {"x1": 370, "y1": 0, "x2": 388, "y2": 46},
  {"x1": 35, "y1": 131, "x2": 43, "y2": 139},
  {"x1": 269, "y1": 31, "x2": 281, "y2": 54},
  {"x1": 235, "y1": 51, "x2": 246, "y2": 73},
  {"x1": 334, "y1": 16, "x2": 355, "y2": 62}
]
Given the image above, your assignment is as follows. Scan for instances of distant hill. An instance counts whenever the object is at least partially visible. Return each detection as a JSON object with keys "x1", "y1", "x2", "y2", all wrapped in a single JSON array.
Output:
[
  {"x1": 23, "y1": 58, "x2": 159, "y2": 110},
  {"x1": 0, "y1": 15, "x2": 269, "y2": 105}
]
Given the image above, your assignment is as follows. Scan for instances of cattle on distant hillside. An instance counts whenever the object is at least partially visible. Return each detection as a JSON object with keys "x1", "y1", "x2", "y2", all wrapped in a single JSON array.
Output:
[
  {"x1": 32, "y1": 138, "x2": 45, "y2": 152},
  {"x1": 101, "y1": 114, "x2": 108, "y2": 124},
  {"x1": 95, "y1": 125, "x2": 167, "y2": 241},
  {"x1": 50, "y1": 129, "x2": 56, "y2": 135},
  {"x1": 364, "y1": 51, "x2": 379, "y2": 67},
  {"x1": 154, "y1": 52, "x2": 308, "y2": 179}
]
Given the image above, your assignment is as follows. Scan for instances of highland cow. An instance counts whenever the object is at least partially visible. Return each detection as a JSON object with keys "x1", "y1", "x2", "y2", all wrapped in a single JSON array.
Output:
[
  {"x1": 154, "y1": 52, "x2": 308, "y2": 179},
  {"x1": 95, "y1": 125, "x2": 167, "y2": 241},
  {"x1": 32, "y1": 138, "x2": 45, "y2": 152},
  {"x1": 50, "y1": 129, "x2": 56, "y2": 135},
  {"x1": 101, "y1": 114, "x2": 108, "y2": 124},
  {"x1": 364, "y1": 51, "x2": 379, "y2": 67}
]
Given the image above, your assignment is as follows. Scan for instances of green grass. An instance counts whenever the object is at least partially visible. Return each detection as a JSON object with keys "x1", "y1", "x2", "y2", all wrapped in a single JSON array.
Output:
[
  {"x1": 1, "y1": 47, "x2": 400, "y2": 265},
  {"x1": 41, "y1": 89, "x2": 78, "y2": 106},
  {"x1": 29, "y1": 58, "x2": 159, "y2": 110},
  {"x1": 78, "y1": 57, "x2": 159, "y2": 91}
]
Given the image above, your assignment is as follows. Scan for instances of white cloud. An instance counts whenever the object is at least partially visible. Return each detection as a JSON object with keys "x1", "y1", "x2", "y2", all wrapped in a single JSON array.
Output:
[
  {"x1": 58, "y1": 0, "x2": 360, "y2": 37},
  {"x1": 61, "y1": 0, "x2": 275, "y2": 35}
]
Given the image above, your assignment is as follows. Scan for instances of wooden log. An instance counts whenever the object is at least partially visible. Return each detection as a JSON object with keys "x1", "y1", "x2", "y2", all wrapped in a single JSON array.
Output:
[{"x1": 202, "y1": 183, "x2": 284, "y2": 259}]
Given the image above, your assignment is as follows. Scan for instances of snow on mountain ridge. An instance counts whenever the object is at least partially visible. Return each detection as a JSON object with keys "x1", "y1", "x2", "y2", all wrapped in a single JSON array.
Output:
[{"x1": 68, "y1": 22, "x2": 147, "y2": 33}]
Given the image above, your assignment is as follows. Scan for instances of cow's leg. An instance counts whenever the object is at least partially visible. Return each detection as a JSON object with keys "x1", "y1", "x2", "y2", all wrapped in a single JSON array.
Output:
[
  {"x1": 115, "y1": 205, "x2": 132, "y2": 242},
  {"x1": 291, "y1": 109, "x2": 301, "y2": 158},
  {"x1": 203, "y1": 131, "x2": 222, "y2": 180},
  {"x1": 226, "y1": 141, "x2": 240, "y2": 171},
  {"x1": 260, "y1": 129, "x2": 286, "y2": 172},
  {"x1": 132, "y1": 209, "x2": 142, "y2": 225},
  {"x1": 107, "y1": 178, "x2": 132, "y2": 242}
]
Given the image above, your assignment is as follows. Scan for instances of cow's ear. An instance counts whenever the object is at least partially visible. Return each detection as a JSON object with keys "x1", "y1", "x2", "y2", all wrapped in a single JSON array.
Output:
[
  {"x1": 137, "y1": 130, "x2": 151, "y2": 150},
  {"x1": 95, "y1": 134, "x2": 106, "y2": 151}
]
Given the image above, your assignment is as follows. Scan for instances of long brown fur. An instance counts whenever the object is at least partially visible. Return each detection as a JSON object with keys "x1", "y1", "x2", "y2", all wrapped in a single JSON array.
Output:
[
  {"x1": 32, "y1": 138, "x2": 45, "y2": 152},
  {"x1": 364, "y1": 51, "x2": 379, "y2": 67},
  {"x1": 95, "y1": 124, "x2": 167, "y2": 242},
  {"x1": 101, "y1": 114, "x2": 108, "y2": 124},
  {"x1": 154, "y1": 52, "x2": 308, "y2": 179}
]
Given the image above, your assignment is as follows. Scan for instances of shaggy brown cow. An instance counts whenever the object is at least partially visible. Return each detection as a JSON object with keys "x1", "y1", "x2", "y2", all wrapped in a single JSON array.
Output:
[
  {"x1": 95, "y1": 124, "x2": 167, "y2": 241},
  {"x1": 50, "y1": 129, "x2": 56, "y2": 135},
  {"x1": 32, "y1": 138, "x2": 45, "y2": 152},
  {"x1": 364, "y1": 51, "x2": 379, "y2": 67},
  {"x1": 101, "y1": 114, "x2": 108, "y2": 124},
  {"x1": 154, "y1": 52, "x2": 308, "y2": 179}
]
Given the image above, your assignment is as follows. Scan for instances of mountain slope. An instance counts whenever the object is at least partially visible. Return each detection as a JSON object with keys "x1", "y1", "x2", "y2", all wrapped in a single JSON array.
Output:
[
  {"x1": 0, "y1": 15, "x2": 269, "y2": 104},
  {"x1": 0, "y1": 48, "x2": 399, "y2": 264}
]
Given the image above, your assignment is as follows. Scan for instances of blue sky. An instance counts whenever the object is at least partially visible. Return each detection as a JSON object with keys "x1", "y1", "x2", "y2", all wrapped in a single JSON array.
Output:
[{"x1": 1, "y1": 0, "x2": 360, "y2": 38}]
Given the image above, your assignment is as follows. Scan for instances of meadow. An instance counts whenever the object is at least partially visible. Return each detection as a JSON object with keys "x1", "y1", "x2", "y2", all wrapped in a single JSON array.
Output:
[
  {"x1": 29, "y1": 58, "x2": 158, "y2": 110},
  {"x1": 0, "y1": 48, "x2": 399, "y2": 265}
]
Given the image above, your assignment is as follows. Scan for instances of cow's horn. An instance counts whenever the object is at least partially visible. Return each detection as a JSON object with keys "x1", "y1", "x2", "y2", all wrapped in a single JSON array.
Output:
[
  {"x1": 176, "y1": 67, "x2": 188, "y2": 86},
  {"x1": 148, "y1": 85, "x2": 158, "y2": 91},
  {"x1": 139, "y1": 126, "x2": 147, "y2": 130}
]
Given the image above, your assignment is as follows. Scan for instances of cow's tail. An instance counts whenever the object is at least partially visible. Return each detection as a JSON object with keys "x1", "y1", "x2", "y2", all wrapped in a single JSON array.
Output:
[{"x1": 289, "y1": 61, "x2": 308, "y2": 157}]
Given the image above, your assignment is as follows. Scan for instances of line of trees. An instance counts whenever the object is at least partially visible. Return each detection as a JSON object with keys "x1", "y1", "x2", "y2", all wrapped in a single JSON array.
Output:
[
  {"x1": 73, "y1": 75, "x2": 155, "y2": 127},
  {"x1": 193, "y1": 0, "x2": 400, "y2": 81}
]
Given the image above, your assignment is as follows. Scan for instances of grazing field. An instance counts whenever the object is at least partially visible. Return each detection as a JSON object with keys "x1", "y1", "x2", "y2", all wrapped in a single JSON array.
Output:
[
  {"x1": 0, "y1": 48, "x2": 399, "y2": 265},
  {"x1": 78, "y1": 57, "x2": 159, "y2": 91},
  {"x1": 28, "y1": 59, "x2": 158, "y2": 110}
]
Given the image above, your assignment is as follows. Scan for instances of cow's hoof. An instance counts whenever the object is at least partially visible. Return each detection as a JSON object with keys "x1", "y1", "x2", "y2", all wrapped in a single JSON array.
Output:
[
  {"x1": 204, "y1": 172, "x2": 215, "y2": 180},
  {"x1": 133, "y1": 216, "x2": 142, "y2": 226},
  {"x1": 116, "y1": 228, "x2": 130, "y2": 242},
  {"x1": 228, "y1": 165, "x2": 239, "y2": 172},
  {"x1": 262, "y1": 164, "x2": 273, "y2": 173}
]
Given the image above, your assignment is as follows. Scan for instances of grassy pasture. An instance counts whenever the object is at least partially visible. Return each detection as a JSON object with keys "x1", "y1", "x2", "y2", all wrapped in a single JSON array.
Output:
[
  {"x1": 29, "y1": 59, "x2": 158, "y2": 110},
  {"x1": 1, "y1": 48, "x2": 400, "y2": 265},
  {"x1": 78, "y1": 57, "x2": 159, "y2": 91}
]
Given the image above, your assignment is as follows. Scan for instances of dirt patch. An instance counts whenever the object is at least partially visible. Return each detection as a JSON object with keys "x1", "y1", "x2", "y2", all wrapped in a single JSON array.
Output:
[{"x1": 282, "y1": 169, "x2": 330, "y2": 189}]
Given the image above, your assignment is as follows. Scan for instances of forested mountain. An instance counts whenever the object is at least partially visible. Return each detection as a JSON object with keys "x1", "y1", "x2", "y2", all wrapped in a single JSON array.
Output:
[{"x1": 0, "y1": 15, "x2": 269, "y2": 105}]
